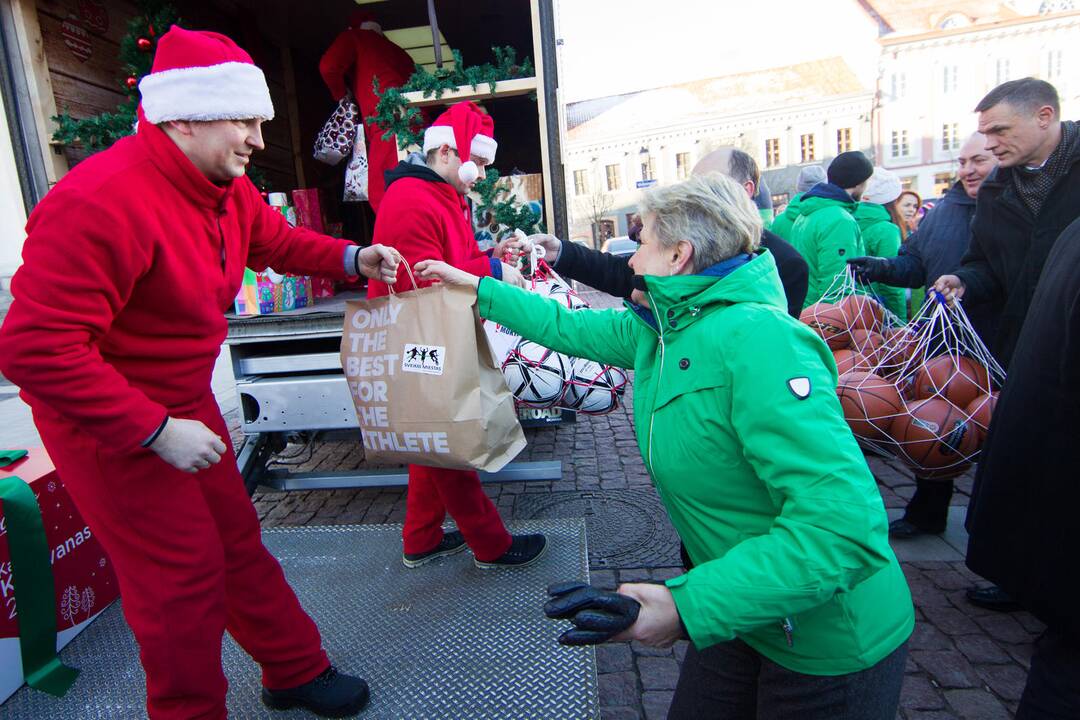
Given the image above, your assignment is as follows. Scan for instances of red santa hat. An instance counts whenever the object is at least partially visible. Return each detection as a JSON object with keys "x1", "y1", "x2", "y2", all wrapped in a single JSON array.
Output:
[
  {"x1": 138, "y1": 26, "x2": 274, "y2": 124},
  {"x1": 422, "y1": 101, "x2": 497, "y2": 183}
]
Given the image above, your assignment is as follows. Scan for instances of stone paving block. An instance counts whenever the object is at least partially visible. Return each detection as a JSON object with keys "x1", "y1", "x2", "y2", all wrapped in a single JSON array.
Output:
[
  {"x1": 637, "y1": 657, "x2": 680, "y2": 691},
  {"x1": 631, "y1": 641, "x2": 673, "y2": 658},
  {"x1": 618, "y1": 569, "x2": 651, "y2": 584},
  {"x1": 911, "y1": 650, "x2": 981, "y2": 688},
  {"x1": 597, "y1": 643, "x2": 634, "y2": 673},
  {"x1": 945, "y1": 589, "x2": 994, "y2": 617},
  {"x1": 1004, "y1": 642, "x2": 1034, "y2": 670},
  {"x1": 642, "y1": 690, "x2": 674, "y2": 720},
  {"x1": 908, "y1": 622, "x2": 954, "y2": 651},
  {"x1": 953, "y1": 634, "x2": 1012, "y2": 665},
  {"x1": 942, "y1": 688, "x2": 1012, "y2": 719},
  {"x1": 598, "y1": 671, "x2": 638, "y2": 707},
  {"x1": 651, "y1": 567, "x2": 683, "y2": 582},
  {"x1": 900, "y1": 675, "x2": 946, "y2": 710},
  {"x1": 973, "y1": 613, "x2": 1034, "y2": 645},
  {"x1": 600, "y1": 707, "x2": 641, "y2": 720},
  {"x1": 975, "y1": 663, "x2": 1029, "y2": 702},
  {"x1": 907, "y1": 579, "x2": 957, "y2": 608},
  {"x1": 1012, "y1": 611, "x2": 1046, "y2": 635},
  {"x1": 673, "y1": 640, "x2": 688, "y2": 663},
  {"x1": 921, "y1": 605, "x2": 982, "y2": 635},
  {"x1": 905, "y1": 711, "x2": 963, "y2": 720},
  {"x1": 922, "y1": 567, "x2": 975, "y2": 591}
]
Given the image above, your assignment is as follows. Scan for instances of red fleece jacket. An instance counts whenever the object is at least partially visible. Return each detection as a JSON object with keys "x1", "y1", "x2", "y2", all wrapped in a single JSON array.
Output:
[
  {"x1": 367, "y1": 169, "x2": 493, "y2": 297},
  {"x1": 0, "y1": 122, "x2": 355, "y2": 451}
]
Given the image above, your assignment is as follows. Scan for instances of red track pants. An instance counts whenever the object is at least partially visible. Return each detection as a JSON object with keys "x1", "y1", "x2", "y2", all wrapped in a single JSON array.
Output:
[
  {"x1": 403, "y1": 465, "x2": 512, "y2": 562},
  {"x1": 35, "y1": 395, "x2": 328, "y2": 719}
]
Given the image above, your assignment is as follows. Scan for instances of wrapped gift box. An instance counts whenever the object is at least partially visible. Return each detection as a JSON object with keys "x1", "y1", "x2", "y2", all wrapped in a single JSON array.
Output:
[
  {"x1": 0, "y1": 449, "x2": 119, "y2": 702},
  {"x1": 233, "y1": 268, "x2": 315, "y2": 316}
]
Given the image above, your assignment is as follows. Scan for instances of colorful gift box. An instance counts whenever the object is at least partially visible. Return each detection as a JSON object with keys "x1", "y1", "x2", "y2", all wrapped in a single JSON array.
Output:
[
  {"x1": 233, "y1": 268, "x2": 315, "y2": 316},
  {"x1": 0, "y1": 448, "x2": 119, "y2": 702}
]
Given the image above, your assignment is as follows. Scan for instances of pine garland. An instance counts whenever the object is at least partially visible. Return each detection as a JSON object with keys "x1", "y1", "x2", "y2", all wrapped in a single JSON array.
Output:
[
  {"x1": 472, "y1": 167, "x2": 545, "y2": 241},
  {"x1": 369, "y1": 46, "x2": 535, "y2": 150}
]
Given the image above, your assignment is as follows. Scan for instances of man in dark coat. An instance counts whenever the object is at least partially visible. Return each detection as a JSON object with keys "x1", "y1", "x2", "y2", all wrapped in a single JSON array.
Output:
[
  {"x1": 964, "y1": 215, "x2": 1080, "y2": 717},
  {"x1": 847, "y1": 132, "x2": 998, "y2": 541},
  {"x1": 522, "y1": 148, "x2": 809, "y2": 317},
  {"x1": 933, "y1": 78, "x2": 1080, "y2": 612}
]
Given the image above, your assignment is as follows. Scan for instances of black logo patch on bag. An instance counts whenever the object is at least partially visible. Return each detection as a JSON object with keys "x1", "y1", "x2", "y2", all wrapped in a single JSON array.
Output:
[{"x1": 402, "y1": 344, "x2": 446, "y2": 375}]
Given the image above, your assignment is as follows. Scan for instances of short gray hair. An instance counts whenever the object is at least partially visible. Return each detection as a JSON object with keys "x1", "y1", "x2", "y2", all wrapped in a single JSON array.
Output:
[
  {"x1": 975, "y1": 77, "x2": 1060, "y2": 116},
  {"x1": 640, "y1": 173, "x2": 762, "y2": 272}
]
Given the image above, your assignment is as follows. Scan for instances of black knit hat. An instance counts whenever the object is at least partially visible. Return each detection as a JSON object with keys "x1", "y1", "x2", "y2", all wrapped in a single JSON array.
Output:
[{"x1": 827, "y1": 151, "x2": 874, "y2": 189}]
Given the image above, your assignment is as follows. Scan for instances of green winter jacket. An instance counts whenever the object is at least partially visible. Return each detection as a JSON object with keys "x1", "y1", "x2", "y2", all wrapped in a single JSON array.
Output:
[
  {"x1": 789, "y1": 185, "x2": 865, "y2": 308},
  {"x1": 477, "y1": 251, "x2": 914, "y2": 675},
  {"x1": 770, "y1": 193, "x2": 803, "y2": 241},
  {"x1": 854, "y1": 203, "x2": 907, "y2": 321}
]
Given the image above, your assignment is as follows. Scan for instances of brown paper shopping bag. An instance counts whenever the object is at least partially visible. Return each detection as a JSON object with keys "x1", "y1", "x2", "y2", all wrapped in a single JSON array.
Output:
[{"x1": 341, "y1": 280, "x2": 526, "y2": 472}]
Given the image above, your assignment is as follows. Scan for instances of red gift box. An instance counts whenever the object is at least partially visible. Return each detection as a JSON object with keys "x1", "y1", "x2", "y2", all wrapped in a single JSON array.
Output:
[{"x1": 0, "y1": 449, "x2": 118, "y2": 702}]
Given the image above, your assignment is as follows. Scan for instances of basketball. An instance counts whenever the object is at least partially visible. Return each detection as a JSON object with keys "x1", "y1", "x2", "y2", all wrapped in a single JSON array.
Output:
[
  {"x1": 910, "y1": 355, "x2": 991, "y2": 408},
  {"x1": 502, "y1": 340, "x2": 572, "y2": 407},
  {"x1": 890, "y1": 398, "x2": 979, "y2": 474},
  {"x1": 836, "y1": 371, "x2": 904, "y2": 440},
  {"x1": 800, "y1": 302, "x2": 851, "y2": 350},
  {"x1": 964, "y1": 391, "x2": 999, "y2": 443},
  {"x1": 832, "y1": 349, "x2": 865, "y2": 376},
  {"x1": 848, "y1": 330, "x2": 885, "y2": 369},
  {"x1": 838, "y1": 293, "x2": 884, "y2": 334}
]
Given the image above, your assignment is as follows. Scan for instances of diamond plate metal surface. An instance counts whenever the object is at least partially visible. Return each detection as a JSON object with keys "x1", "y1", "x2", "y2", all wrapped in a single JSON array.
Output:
[
  {"x1": 514, "y1": 490, "x2": 682, "y2": 569},
  {"x1": 1, "y1": 520, "x2": 597, "y2": 719}
]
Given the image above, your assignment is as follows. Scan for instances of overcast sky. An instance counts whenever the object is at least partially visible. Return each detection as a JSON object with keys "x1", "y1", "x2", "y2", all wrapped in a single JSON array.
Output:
[{"x1": 556, "y1": 0, "x2": 882, "y2": 103}]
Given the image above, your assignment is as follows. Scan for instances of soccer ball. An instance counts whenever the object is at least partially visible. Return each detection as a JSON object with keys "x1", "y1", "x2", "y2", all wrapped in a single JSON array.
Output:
[
  {"x1": 502, "y1": 340, "x2": 573, "y2": 407},
  {"x1": 563, "y1": 360, "x2": 624, "y2": 414},
  {"x1": 547, "y1": 282, "x2": 588, "y2": 309}
]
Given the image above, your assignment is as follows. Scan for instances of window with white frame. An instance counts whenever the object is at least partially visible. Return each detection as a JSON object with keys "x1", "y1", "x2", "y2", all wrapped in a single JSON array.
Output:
[
  {"x1": 891, "y1": 130, "x2": 910, "y2": 159},
  {"x1": 676, "y1": 152, "x2": 691, "y2": 180},
  {"x1": 573, "y1": 169, "x2": 589, "y2": 196},
  {"x1": 765, "y1": 138, "x2": 781, "y2": 167},
  {"x1": 800, "y1": 134, "x2": 816, "y2": 163},
  {"x1": 941, "y1": 122, "x2": 960, "y2": 151},
  {"x1": 605, "y1": 164, "x2": 620, "y2": 192},
  {"x1": 943, "y1": 65, "x2": 959, "y2": 93},
  {"x1": 836, "y1": 128, "x2": 852, "y2": 154}
]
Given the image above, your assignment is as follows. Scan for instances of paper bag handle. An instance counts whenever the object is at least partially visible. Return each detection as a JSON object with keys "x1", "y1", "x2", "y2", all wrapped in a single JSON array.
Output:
[{"x1": 387, "y1": 257, "x2": 420, "y2": 295}]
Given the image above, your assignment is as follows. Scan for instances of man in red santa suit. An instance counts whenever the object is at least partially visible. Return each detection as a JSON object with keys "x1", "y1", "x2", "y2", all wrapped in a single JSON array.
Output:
[
  {"x1": 319, "y1": 9, "x2": 418, "y2": 212},
  {"x1": 368, "y1": 101, "x2": 547, "y2": 570},
  {"x1": 0, "y1": 26, "x2": 397, "y2": 719}
]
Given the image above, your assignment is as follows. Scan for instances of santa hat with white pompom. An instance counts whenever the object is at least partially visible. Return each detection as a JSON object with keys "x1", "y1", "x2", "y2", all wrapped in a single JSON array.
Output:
[{"x1": 421, "y1": 101, "x2": 497, "y2": 184}]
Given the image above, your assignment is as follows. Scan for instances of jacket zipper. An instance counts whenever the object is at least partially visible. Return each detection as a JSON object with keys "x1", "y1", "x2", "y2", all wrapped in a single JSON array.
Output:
[
  {"x1": 646, "y1": 290, "x2": 665, "y2": 475},
  {"x1": 781, "y1": 617, "x2": 795, "y2": 647}
]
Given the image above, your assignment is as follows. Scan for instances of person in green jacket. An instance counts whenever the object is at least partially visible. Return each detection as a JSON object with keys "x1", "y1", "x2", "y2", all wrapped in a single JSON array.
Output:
[
  {"x1": 789, "y1": 151, "x2": 874, "y2": 307},
  {"x1": 771, "y1": 164, "x2": 826, "y2": 241},
  {"x1": 854, "y1": 167, "x2": 908, "y2": 321},
  {"x1": 416, "y1": 173, "x2": 913, "y2": 718}
]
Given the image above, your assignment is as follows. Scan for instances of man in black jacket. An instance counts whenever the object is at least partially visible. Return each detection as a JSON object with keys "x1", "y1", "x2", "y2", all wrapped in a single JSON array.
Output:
[
  {"x1": 523, "y1": 148, "x2": 809, "y2": 317},
  {"x1": 847, "y1": 132, "x2": 998, "y2": 542},
  {"x1": 933, "y1": 78, "x2": 1080, "y2": 612},
  {"x1": 964, "y1": 215, "x2": 1080, "y2": 717}
]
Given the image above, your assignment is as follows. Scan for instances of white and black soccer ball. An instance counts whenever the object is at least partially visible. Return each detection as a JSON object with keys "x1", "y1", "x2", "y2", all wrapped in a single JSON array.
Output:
[
  {"x1": 563, "y1": 359, "x2": 623, "y2": 414},
  {"x1": 502, "y1": 340, "x2": 573, "y2": 407},
  {"x1": 547, "y1": 282, "x2": 588, "y2": 309}
]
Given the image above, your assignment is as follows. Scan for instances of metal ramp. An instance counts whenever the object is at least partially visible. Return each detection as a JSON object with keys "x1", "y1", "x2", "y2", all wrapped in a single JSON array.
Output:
[{"x1": 1, "y1": 520, "x2": 598, "y2": 719}]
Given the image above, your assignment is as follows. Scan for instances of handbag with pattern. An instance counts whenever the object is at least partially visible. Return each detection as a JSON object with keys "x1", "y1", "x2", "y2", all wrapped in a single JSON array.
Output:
[{"x1": 313, "y1": 93, "x2": 360, "y2": 165}]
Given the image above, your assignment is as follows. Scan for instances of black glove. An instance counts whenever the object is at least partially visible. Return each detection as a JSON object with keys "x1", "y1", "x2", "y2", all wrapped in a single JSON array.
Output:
[
  {"x1": 846, "y1": 256, "x2": 891, "y2": 284},
  {"x1": 544, "y1": 580, "x2": 641, "y2": 646}
]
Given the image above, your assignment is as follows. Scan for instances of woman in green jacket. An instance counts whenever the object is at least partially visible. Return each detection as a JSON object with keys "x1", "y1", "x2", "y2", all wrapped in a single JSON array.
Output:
[
  {"x1": 854, "y1": 168, "x2": 908, "y2": 321},
  {"x1": 416, "y1": 173, "x2": 913, "y2": 719}
]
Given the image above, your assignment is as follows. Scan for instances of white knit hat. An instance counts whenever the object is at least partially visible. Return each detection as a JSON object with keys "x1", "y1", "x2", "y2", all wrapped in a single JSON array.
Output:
[{"x1": 862, "y1": 168, "x2": 903, "y2": 205}]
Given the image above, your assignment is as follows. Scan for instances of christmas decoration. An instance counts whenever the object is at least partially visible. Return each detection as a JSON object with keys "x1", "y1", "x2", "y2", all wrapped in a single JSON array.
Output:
[
  {"x1": 369, "y1": 46, "x2": 534, "y2": 150},
  {"x1": 50, "y1": 0, "x2": 272, "y2": 190},
  {"x1": 472, "y1": 167, "x2": 544, "y2": 240}
]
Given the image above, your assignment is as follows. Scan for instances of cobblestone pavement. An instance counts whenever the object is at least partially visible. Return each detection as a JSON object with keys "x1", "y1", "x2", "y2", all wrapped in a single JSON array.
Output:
[{"x1": 240, "y1": 289, "x2": 1038, "y2": 720}]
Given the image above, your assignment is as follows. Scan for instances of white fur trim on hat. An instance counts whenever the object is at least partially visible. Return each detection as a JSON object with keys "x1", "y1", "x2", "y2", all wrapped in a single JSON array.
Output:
[
  {"x1": 422, "y1": 125, "x2": 497, "y2": 163},
  {"x1": 139, "y1": 61, "x2": 275, "y2": 124}
]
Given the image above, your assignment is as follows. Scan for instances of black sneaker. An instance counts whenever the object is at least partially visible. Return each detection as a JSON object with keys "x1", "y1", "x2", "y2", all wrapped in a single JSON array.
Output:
[
  {"x1": 888, "y1": 518, "x2": 943, "y2": 539},
  {"x1": 402, "y1": 530, "x2": 467, "y2": 568},
  {"x1": 474, "y1": 533, "x2": 547, "y2": 569},
  {"x1": 261, "y1": 665, "x2": 369, "y2": 718}
]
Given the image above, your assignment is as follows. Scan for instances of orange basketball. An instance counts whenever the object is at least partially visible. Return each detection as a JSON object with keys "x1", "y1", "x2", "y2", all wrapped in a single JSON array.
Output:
[
  {"x1": 838, "y1": 293, "x2": 884, "y2": 334},
  {"x1": 832, "y1": 349, "x2": 865, "y2": 376},
  {"x1": 800, "y1": 302, "x2": 851, "y2": 350},
  {"x1": 848, "y1": 330, "x2": 885, "y2": 368},
  {"x1": 964, "y1": 391, "x2": 999, "y2": 443},
  {"x1": 836, "y1": 371, "x2": 905, "y2": 440},
  {"x1": 890, "y1": 397, "x2": 979, "y2": 474},
  {"x1": 877, "y1": 328, "x2": 921, "y2": 379},
  {"x1": 911, "y1": 355, "x2": 991, "y2": 408}
]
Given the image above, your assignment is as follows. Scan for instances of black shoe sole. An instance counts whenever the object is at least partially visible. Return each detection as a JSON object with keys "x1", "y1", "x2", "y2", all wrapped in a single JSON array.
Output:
[
  {"x1": 261, "y1": 689, "x2": 369, "y2": 718},
  {"x1": 402, "y1": 541, "x2": 468, "y2": 568},
  {"x1": 474, "y1": 538, "x2": 548, "y2": 569}
]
